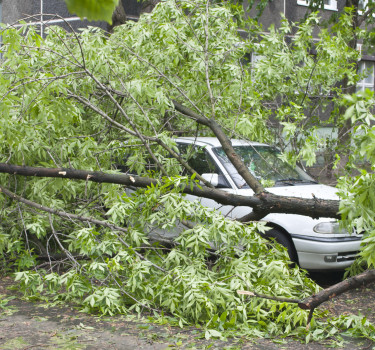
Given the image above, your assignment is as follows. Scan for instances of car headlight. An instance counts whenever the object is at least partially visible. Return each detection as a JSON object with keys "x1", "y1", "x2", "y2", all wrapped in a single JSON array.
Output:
[{"x1": 313, "y1": 222, "x2": 348, "y2": 234}]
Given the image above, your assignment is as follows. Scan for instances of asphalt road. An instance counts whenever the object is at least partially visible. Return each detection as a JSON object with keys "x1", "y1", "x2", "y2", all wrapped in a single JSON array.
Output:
[{"x1": 1, "y1": 272, "x2": 374, "y2": 350}]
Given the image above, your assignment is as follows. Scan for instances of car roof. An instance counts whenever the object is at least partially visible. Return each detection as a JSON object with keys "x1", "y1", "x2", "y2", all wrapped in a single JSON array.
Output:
[{"x1": 176, "y1": 137, "x2": 268, "y2": 148}]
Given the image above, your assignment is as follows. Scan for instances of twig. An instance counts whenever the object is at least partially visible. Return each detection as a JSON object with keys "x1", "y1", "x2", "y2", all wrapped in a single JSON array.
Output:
[{"x1": 0, "y1": 185, "x2": 167, "y2": 273}]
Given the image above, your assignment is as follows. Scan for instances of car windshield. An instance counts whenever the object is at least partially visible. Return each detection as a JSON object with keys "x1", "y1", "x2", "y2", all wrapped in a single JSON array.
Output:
[{"x1": 213, "y1": 145, "x2": 315, "y2": 188}]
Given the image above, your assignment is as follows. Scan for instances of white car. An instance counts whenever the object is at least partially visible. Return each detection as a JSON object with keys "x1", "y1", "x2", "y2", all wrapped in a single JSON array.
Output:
[{"x1": 171, "y1": 137, "x2": 362, "y2": 271}]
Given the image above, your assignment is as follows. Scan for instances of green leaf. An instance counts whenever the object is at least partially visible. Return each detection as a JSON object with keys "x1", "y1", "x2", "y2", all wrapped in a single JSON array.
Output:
[{"x1": 65, "y1": 0, "x2": 119, "y2": 24}]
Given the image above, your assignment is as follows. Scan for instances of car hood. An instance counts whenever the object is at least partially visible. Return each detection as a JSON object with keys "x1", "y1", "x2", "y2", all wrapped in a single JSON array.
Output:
[{"x1": 237, "y1": 184, "x2": 340, "y2": 201}]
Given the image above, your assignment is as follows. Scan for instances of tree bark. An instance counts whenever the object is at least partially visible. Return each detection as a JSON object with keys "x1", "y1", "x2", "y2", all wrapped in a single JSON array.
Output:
[
  {"x1": 238, "y1": 268, "x2": 375, "y2": 326},
  {"x1": 172, "y1": 100, "x2": 265, "y2": 195},
  {"x1": 299, "y1": 269, "x2": 375, "y2": 311},
  {"x1": 108, "y1": 1, "x2": 127, "y2": 32},
  {"x1": 0, "y1": 163, "x2": 341, "y2": 219}
]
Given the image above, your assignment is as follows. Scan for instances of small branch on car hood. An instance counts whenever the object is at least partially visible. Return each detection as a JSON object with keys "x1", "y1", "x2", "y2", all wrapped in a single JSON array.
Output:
[{"x1": 237, "y1": 208, "x2": 267, "y2": 222}]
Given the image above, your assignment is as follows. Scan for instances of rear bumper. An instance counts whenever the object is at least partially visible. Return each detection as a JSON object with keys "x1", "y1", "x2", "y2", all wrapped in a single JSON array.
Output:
[{"x1": 291, "y1": 235, "x2": 362, "y2": 270}]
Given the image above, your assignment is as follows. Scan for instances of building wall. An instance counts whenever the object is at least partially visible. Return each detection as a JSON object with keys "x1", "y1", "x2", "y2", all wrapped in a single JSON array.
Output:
[
  {"x1": 246, "y1": 0, "x2": 284, "y2": 29},
  {"x1": 122, "y1": 0, "x2": 143, "y2": 18},
  {"x1": 2, "y1": 0, "x2": 38, "y2": 24},
  {"x1": 245, "y1": 1, "x2": 346, "y2": 32},
  {"x1": 285, "y1": 1, "x2": 345, "y2": 23}
]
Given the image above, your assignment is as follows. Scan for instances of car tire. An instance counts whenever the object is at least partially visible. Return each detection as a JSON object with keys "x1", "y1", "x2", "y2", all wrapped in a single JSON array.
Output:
[{"x1": 263, "y1": 228, "x2": 298, "y2": 263}]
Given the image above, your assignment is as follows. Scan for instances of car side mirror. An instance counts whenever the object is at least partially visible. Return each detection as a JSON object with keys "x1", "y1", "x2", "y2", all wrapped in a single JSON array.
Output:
[{"x1": 201, "y1": 173, "x2": 219, "y2": 187}]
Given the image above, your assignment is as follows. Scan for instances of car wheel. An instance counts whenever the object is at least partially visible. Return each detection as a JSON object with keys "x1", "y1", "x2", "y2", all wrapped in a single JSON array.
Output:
[{"x1": 263, "y1": 228, "x2": 298, "y2": 263}]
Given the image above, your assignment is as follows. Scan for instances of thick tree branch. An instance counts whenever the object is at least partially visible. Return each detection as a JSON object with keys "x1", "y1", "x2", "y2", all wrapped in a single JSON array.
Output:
[
  {"x1": 299, "y1": 269, "x2": 375, "y2": 311},
  {"x1": 0, "y1": 163, "x2": 341, "y2": 219},
  {"x1": 109, "y1": 1, "x2": 127, "y2": 32},
  {"x1": 238, "y1": 268, "x2": 375, "y2": 326},
  {"x1": 358, "y1": 5, "x2": 375, "y2": 27},
  {"x1": 237, "y1": 210, "x2": 267, "y2": 222},
  {"x1": 172, "y1": 100, "x2": 265, "y2": 194}
]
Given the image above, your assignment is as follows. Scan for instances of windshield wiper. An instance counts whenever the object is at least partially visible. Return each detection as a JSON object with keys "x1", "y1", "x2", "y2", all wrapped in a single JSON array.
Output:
[
  {"x1": 275, "y1": 178, "x2": 299, "y2": 186},
  {"x1": 301, "y1": 179, "x2": 318, "y2": 184},
  {"x1": 276, "y1": 178, "x2": 317, "y2": 185},
  {"x1": 239, "y1": 178, "x2": 317, "y2": 188},
  {"x1": 277, "y1": 178, "x2": 302, "y2": 182}
]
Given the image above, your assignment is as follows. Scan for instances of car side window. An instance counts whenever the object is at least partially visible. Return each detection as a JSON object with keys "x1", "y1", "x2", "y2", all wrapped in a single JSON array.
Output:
[
  {"x1": 179, "y1": 144, "x2": 215, "y2": 174},
  {"x1": 115, "y1": 154, "x2": 157, "y2": 175},
  {"x1": 178, "y1": 144, "x2": 230, "y2": 188}
]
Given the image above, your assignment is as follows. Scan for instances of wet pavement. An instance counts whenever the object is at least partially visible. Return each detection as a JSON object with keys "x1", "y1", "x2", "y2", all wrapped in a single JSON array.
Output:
[{"x1": 1, "y1": 274, "x2": 374, "y2": 349}]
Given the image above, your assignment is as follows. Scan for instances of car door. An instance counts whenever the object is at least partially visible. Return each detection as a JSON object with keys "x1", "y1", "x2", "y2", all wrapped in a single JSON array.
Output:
[{"x1": 178, "y1": 143, "x2": 237, "y2": 218}]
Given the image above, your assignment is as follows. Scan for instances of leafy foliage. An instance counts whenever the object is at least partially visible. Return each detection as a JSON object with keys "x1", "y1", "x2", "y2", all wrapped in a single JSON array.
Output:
[
  {"x1": 0, "y1": 0, "x2": 375, "y2": 342},
  {"x1": 337, "y1": 90, "x2": 375, "y2": 270}
]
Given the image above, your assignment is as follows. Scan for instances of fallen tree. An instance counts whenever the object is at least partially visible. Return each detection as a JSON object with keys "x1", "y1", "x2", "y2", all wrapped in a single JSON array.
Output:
[
  {"x1": 1, "y1": 0, "x2": 375, "y2": 342},
  {"x1": 0, "y1": 163, "x2": 340, "y2": 219},
  {"x1": 2, "y1": 181, "x2": 375, "y2": 330}
]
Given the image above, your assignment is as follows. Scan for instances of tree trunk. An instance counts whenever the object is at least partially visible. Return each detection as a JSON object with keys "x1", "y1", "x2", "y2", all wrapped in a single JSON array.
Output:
[{"x1": 108, "y1": 1, "x2": 127, "y2": 32}]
